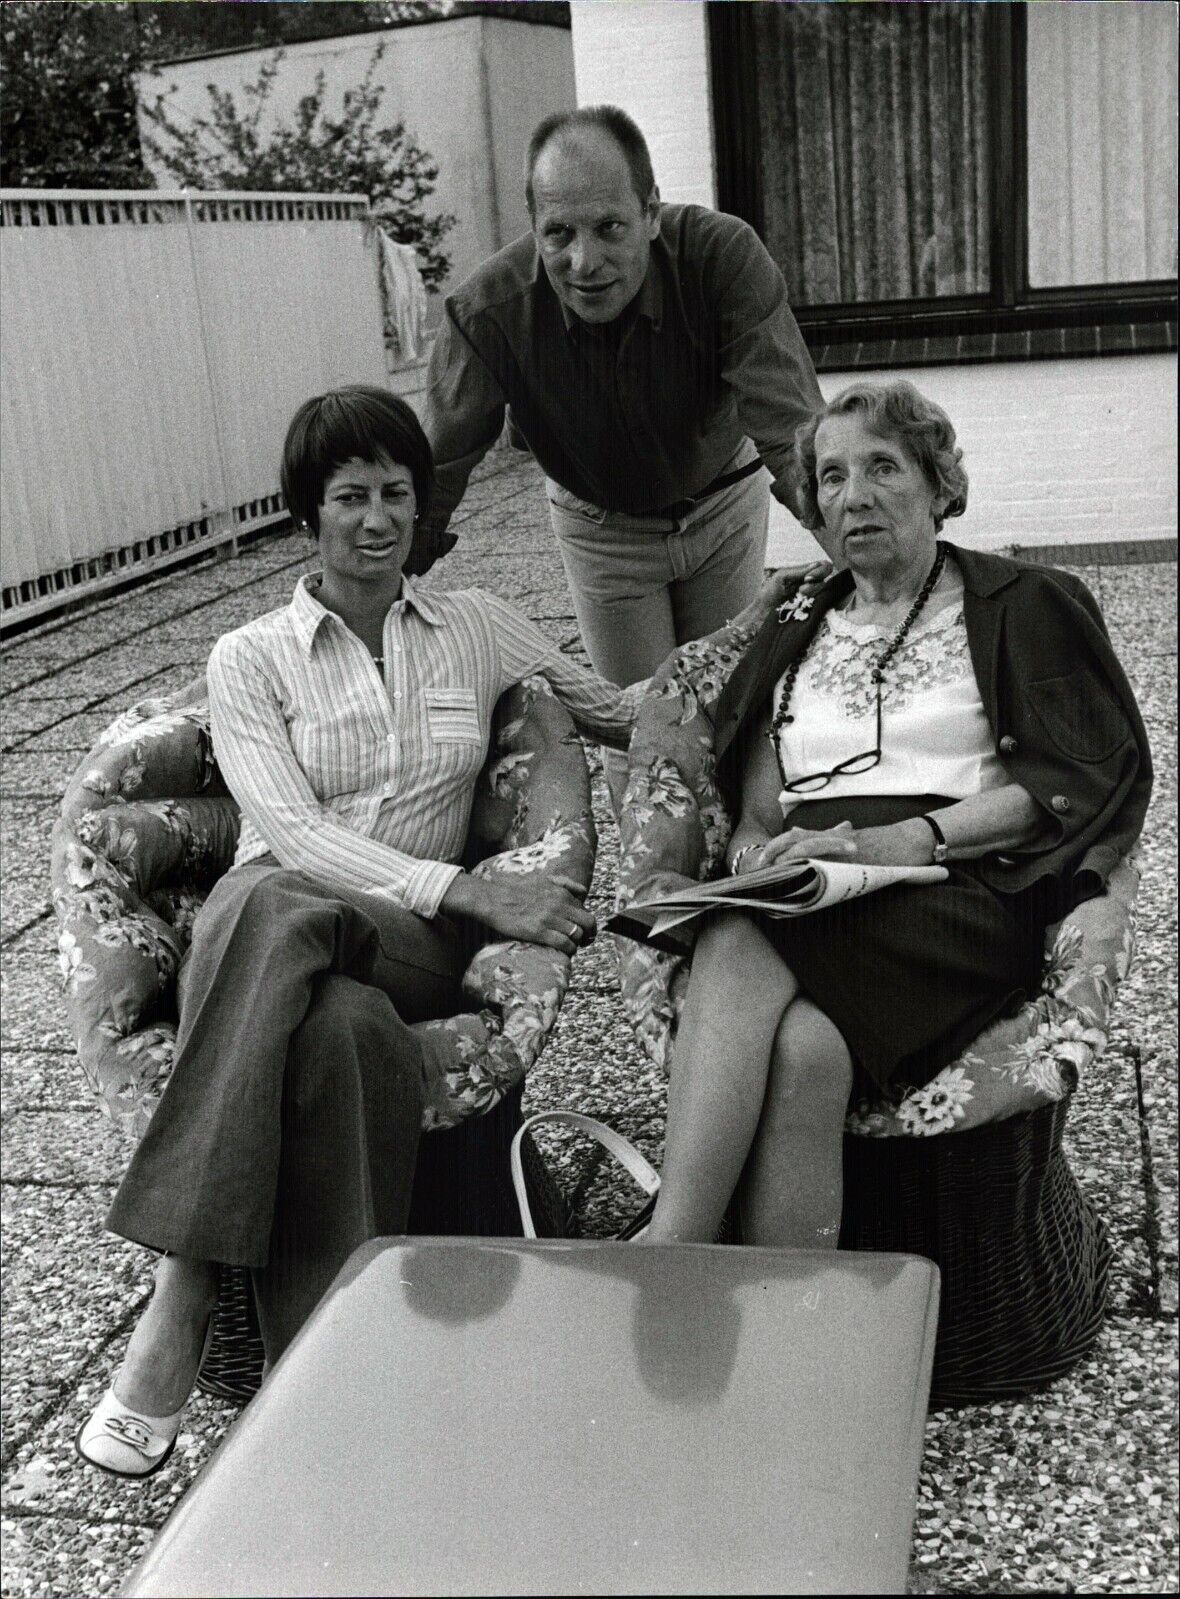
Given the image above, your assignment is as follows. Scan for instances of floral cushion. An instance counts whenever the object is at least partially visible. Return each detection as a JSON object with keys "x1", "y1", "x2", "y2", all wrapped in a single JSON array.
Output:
[
  {"x1": 51, "y1": 675, "x2": 595, "y2": 1142},
  {"x1": 616, "y1": 626, "x2": 1140, "y2": 1138}
]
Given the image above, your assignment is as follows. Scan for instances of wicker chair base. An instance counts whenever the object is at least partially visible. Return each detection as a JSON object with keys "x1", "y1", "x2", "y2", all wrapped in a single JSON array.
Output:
[
  {"x1": 199, "y1": 1097, "x2": 1110, "y2": 1409},
  {"x1": 840, "y1": 1098, "x2": 1112, "y2": 1406},
  {"x1": 197, "y1": 1085, "x2": 529, "y2": 1405},
  {"x1": 197, "y1": 1265, "x2": 265, "y2": 1404}
]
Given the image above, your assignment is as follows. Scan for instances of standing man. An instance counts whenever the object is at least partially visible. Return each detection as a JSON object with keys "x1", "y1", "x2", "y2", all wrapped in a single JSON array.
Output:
[{"x1": 417, "y1": 105, "x2": 823, "y2": 798}]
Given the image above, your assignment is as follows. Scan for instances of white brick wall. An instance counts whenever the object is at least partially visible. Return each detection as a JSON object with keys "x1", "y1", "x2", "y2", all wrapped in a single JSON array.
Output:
[{"x1": 569, "y1": 0, "x2": 716, "y2": 205}]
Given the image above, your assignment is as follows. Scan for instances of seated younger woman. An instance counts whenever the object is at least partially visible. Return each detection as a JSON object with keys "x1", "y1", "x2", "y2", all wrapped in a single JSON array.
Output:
[{"x1": 78, "y1": 386, "x2": 650, "y2": 1477}]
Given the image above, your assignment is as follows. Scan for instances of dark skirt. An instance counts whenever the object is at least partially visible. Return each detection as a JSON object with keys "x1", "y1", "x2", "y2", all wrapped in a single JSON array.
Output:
[{"x1": 756, "y1": 795, "x2": 1056, "y2": 1092}]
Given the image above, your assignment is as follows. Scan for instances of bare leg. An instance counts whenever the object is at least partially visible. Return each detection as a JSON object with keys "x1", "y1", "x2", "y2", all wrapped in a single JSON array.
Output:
[
  {"x1": 739, "y1": 997, "x2": 853, "y2": 1248},
  {"x1": 114, "y1": 1254, "x2": 218, "y2": 1415},
  {"x1": 644, "y1": 912, "x2": 797, "y2": 1243}
]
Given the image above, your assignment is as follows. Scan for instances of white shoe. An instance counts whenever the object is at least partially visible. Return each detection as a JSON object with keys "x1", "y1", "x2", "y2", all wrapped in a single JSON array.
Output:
[
  {"x1": 76, "y1": 1318, "x2": 213, "y2": 1479},
  {"x1": 75, "y1": 1388, "x2": 185, "y2": 1479}
]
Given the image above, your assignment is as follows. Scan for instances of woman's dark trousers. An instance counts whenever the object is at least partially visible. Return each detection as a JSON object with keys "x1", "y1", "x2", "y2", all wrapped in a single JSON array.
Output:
[{"x1": 107, "y1": 862, "x2": 472, "y2": 1361}]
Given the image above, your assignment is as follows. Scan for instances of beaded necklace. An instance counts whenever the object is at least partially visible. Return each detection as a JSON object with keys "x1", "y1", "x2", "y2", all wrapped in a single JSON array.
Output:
[{"x1": 767, "y1": 542, "x2": 948, "y2": 792}]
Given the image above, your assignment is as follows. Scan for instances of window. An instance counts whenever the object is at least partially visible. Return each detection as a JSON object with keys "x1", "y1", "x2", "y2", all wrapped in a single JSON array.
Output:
[
  {"x1": 1025, "y1": 0, "x2": 1178, "y2": 289},
  {"x1": 732, "y1": 2, "x2": 992, "y2": 307},
  {"x1": 709, "y1": 0, "x2": 1177, "y2": 336}
]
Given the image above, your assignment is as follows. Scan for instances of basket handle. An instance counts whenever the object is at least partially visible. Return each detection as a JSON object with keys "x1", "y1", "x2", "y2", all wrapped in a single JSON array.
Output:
[{"x1": 510, "y1": 1111, "x2": 661, "y2": 1239}]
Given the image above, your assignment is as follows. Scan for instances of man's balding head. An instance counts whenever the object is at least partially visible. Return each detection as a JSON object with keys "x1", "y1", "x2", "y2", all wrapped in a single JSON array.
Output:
[{"x1": 525, "y1": 106, "x2": 657, "y2": 216}]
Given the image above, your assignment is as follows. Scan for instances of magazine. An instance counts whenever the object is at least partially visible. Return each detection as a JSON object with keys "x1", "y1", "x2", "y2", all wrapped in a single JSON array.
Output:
[{"x1": 606, "y1": 857, "x2": 948, "y2": 953}]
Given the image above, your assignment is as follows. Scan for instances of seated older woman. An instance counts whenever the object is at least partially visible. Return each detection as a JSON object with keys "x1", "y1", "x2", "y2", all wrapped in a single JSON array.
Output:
[
  {"x1": 77, "y1": 386, "x2": 652, "y2": 1478},
  {"x1": 641, "y1": 379, "x2": 1151, "y2": 1247}
]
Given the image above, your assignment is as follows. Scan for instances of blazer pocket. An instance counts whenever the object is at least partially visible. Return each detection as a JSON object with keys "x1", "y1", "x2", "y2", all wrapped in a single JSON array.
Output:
[
  {"x1": 1024, "y1": 669, "x2": 1129, "y2": 763},
  {"x1": 425, "y1": 688, "x2": 482, "y2": 744}
]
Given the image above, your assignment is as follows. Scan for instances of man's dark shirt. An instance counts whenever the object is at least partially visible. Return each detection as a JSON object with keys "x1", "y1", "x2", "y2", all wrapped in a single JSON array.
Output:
[{"x1": 421, "y1": 204, "x2": 823, "y2": 547}]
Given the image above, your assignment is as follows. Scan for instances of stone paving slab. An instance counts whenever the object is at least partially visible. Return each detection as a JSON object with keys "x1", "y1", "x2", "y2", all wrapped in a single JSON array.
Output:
[
  {"x1": 0, "y1": 1186, "x2": 147, "y2": 1461},
  {"x1": 910, "y1": 1316, "x2": 1179, "y2": 1593},
  {"x1": 3, "y1": 698, "x2": 113, "y2": 746},
  {"x1": 0, "y1": 1051, "x2": 93, "y2": 1115},
  {"x1": 1066, "y1": 1046, "x2": 1156, "y2": 1314},
  {"x1": 1, "y1": 1111, "x2": 129, "y2": 1189},
  {"x1": 1, "y1": 665, "x2": 202, "y2": 732},
  {"x1": 9, "y1": 713, "x2": 122, "y2": 756},
  {"x1": 0, "y1": 754, "x2": 85, "y2": 803},
  {"x1": 1096, "y1": 566, "x2": 1178, "y2": 658},
  {"x1": 1, "y1": 1513, "x2": 157, "y2": 1599},
  {"x1": 1, "y1": 943, "x2": 76, "y2": 1054},
  {"x1": 0, "y1": 685, "x2": 86, "y2": 708},
  {"x1": 3, "y1": 1380, "x2": 236, "y2": 1554},
  {"x1": 2, "y1": 653, "x2": 207, "y2": 709},
  {"x1": 1, "y1": 801, "x2": 57, "y2": 939}
]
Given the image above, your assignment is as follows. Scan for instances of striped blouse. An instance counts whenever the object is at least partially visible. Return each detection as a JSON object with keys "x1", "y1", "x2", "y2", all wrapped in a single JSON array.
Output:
[{"x1": 206, "y1": 574, "x2": 642, "y2": 918}]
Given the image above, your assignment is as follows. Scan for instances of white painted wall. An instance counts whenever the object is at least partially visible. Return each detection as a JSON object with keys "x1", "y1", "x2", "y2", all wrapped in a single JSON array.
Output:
[
  {"x1": 568, "y1": 0, "x2": 715, "y2": 205},
  {"x1": 135, "y1": 18, "x2": 575, "y2": 299}
]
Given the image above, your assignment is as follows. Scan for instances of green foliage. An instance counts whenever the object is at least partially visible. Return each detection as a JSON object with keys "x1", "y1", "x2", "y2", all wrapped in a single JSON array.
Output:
[
  {"x1": 139, "y1": 45, "x2": 455, "y2": 289},
  {"x1": 1, "y1": 2, "x2": 569, "y2": 195},
  {"x1": 1, "y1": 2, "x2": 158, "y2": 188}
]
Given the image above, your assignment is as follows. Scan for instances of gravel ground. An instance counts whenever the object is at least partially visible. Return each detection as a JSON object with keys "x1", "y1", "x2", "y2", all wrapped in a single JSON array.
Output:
[{"x1": 1, "y1": 452, "x2": 1175, "y2": 1595}]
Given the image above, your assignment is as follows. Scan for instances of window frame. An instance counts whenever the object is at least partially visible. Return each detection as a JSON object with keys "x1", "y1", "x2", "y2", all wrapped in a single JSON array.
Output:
[{"x1": 707, "y1": 0, "x2": 1176, "y2": 344}]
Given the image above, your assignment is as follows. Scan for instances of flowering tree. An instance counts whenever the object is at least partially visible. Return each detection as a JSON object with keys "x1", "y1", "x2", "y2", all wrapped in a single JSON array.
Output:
[{"x1": 140, "y1": 46, "x2": 455, "y2": 290}]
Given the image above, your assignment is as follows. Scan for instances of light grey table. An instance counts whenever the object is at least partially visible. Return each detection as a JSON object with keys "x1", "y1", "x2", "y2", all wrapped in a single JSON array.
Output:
[{"x1": 125, "y1": 1239, "x2": 939, "y2": 1597}]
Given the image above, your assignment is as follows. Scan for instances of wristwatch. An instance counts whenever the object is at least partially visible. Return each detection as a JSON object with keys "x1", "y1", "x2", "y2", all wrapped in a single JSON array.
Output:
[{"x1": 918, "y1": 814, "x2": 950, "y2": 865}]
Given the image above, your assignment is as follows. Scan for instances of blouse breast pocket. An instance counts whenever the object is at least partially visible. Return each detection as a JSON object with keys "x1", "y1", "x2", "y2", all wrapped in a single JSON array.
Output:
[
  {"x1": 425, "y1": 688, "x2": 483, "y2": 746},
  {"x1": 1024, "y1": 669, "x2": 1129, "y2": 764}
]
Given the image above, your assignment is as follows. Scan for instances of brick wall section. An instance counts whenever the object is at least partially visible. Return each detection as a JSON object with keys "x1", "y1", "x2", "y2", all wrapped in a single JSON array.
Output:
[
  {"x1": 569, "y1": 0, "x2": 716, "y2": 205},
  {"x1": 767, "y1": 353, "x2": 1179, "y2": 564}
]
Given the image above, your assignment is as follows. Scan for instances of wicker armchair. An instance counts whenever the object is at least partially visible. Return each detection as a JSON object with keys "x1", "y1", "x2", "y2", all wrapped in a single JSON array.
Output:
[
  {"x1": 51, "y1": 672, "x2": 595, "y2": 1399},
  {"x1": 616, "y1": 621, "x2": 1137, "y2": 1405}
]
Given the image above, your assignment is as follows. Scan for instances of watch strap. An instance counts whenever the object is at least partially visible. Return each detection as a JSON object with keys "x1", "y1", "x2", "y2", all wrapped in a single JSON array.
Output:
[{"x1": 918, "y1": 813, "x2": 950, "y2": 864}]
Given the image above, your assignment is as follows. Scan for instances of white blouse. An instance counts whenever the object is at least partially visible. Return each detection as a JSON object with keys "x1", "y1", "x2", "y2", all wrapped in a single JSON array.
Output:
[{"x1": 774, "y1": 574, "x2": 1004, "y2": 818}]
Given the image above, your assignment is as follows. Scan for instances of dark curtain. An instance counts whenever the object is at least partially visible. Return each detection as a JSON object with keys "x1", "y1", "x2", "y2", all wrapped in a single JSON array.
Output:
[{"x1": 747, "y1": 2, "x2": 991, "y2": 305}]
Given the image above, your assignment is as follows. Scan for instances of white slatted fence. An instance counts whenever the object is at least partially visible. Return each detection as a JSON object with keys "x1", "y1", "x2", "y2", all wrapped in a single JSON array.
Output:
[{"x1": 1, "y1": 190, "x2": 387, "y2": 626}]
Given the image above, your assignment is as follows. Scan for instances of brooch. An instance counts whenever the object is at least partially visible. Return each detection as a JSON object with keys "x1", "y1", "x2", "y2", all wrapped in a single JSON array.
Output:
[{"x1": 777, "y1": 590, "x2": 816, "y2": 625}]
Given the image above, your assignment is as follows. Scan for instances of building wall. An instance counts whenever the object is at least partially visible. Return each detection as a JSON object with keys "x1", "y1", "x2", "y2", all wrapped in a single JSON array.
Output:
[
  {"x1": 567, "y1": 4, "x2": 1177, "y2": 569},
  {"x1": 135, "y1": 17, "x2": 576, "y2": 300},
  {"x1": 766, "y1": 353, "x2": 1179, "y2": 565},
  {"x1": 568, "y1": 0, "x2": 715, "y2": 205}
]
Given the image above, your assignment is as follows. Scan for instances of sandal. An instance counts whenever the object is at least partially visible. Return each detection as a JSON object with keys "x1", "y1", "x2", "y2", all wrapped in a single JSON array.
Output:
[{"x1": 76, "y1": 1318, "x2": 214, "y2": 1480}]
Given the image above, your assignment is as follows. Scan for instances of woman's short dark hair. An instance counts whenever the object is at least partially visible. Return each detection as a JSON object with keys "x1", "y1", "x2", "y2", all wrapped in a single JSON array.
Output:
[
  {"x1": 281, "y1": 385, "x2": 435, "y2": 534},
  {"x1": 790, "y1": 380, "x2": 969, "y2": 533},
  {"x1": 525, "y1": 105, "x2": 657, "y2": 213}
]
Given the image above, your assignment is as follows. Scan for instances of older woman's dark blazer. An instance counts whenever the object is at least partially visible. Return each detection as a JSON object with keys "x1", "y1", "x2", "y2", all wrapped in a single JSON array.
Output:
[{"x1": 714, "y1": 543, "x2": 1152, "y2": 904}]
